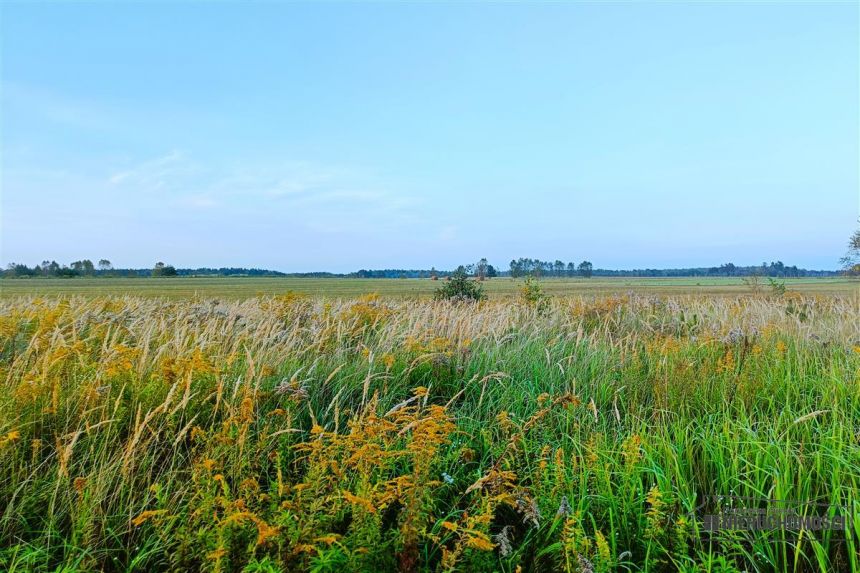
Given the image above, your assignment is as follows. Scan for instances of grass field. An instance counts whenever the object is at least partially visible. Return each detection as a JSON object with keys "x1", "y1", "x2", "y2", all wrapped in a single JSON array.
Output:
[
  {"x1": 1, "y1": 276, "x2": 857, "y2": 299},
  {"x1": 1, "y1": 292, "x2": 859, "y2": 572}
]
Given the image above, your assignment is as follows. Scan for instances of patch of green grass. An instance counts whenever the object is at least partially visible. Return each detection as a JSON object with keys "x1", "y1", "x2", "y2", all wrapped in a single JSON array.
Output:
[{"x1": 1, "y1": 276, "x2": 857, "y2": 299}]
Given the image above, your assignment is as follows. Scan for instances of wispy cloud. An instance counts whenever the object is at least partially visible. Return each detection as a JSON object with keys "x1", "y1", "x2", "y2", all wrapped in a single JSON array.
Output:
[
  {"x1": 104, "y1": 150, "x2": 423, "y2": 225},
  {"x1": 108, "y1": 150, "x2": 186, "y2": 187}
]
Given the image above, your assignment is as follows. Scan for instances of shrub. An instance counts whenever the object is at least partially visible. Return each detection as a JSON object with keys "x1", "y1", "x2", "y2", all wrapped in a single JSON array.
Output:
[
  {"x1": 433, "y1": 269, "x2": 485, "y2": 302},
  {"x1": 767, "y1": 277, "x2": 787, "y2": 297},
  {"x1": 741, "y1": 274, "x2": 762, "y2": 294},
  {"x1": 519, "y1": 276, "x2": 548, "y2": 309}
]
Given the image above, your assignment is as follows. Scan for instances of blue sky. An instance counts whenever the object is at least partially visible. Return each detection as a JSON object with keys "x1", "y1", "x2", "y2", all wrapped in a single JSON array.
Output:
[{"x1": 2, "y1": 2, "x2": 857, "y2": 272}]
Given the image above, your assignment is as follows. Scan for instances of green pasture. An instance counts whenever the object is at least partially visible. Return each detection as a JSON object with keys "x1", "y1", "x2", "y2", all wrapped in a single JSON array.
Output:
[{"x1": 1, "y1": 276, "x2": 856, "y2": 299}]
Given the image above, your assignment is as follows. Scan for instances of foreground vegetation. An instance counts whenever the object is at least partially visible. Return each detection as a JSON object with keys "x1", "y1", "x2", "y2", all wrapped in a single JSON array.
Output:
[{"x1": 1, "y1": 292, "x2": 859, "y2": 572}]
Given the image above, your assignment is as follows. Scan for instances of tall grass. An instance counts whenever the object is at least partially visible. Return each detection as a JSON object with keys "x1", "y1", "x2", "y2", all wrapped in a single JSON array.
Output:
[{"x1": 1, "y1": 293, "x2": 858, "y2": 572}]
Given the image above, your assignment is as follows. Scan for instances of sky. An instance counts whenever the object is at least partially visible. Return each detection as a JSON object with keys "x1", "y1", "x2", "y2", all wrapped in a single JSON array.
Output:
[{"x1": 1, "y1": 2, "x2": 858, "y2": 272}]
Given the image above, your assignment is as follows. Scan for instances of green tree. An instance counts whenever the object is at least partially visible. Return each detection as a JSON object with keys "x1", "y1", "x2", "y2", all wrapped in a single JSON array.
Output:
[
  {"x1": 840, "y1": 223, "x2": 860, "y2": 276},
  {"x1": 577, "y1": 260, "x2": 593, "y2": 278},
  {"x1": 475, "y1": 258, "x2": 489, "y2": 280},
  {"x1": 152, "y1": 262, "x2": 178, "y2": 277}
]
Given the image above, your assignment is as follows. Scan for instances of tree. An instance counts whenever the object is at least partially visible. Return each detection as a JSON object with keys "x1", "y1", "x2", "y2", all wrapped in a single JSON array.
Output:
[
  {"x1": 5, "y1": 263, "x2": 38, "y2": 277},
  {"x1": 510, "y1": 259, "x2": 522, "y2": 278},
  {"x1": 578, "y1": 260, "x2": 593, "y2": 278},
  {"x1": 841, "y1": 222, "x2": 860, "y2": 276},
  {"x1": 69, "y1": 260, "x2": 94, "y2": 275},
  {"x1": 152, "y1": 262, "x2": 178, "y2": 277},
  {"x1": 719, "y1": 263, "x2": 737, "y2": 277},
  {"x1": 486, "y1": 264, "x2": 498, "y2": 278},
  {"x1": 553, "y1": 260, "x2": 565, "y2": 277},
  {"x1": 566, "y1": 262, "x2": 576, "y2": 278},
  {"x1": 98, "y1": 259, "x2": 113, "y2": 272},
  {"x1": 56, "y1": 265, "x2": 79, "y2": 277},
  {"x1": 475, "y1": 258, "x2": 489, "y2": 280}
]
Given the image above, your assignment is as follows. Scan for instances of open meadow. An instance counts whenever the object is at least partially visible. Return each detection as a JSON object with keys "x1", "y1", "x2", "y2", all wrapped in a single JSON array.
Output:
[
  {"x1": 1, "y1": 289, "x2": 859, "y2": 572},
  {"x1": 0, "y1": 276, "x2": 857, "y2": 299}
]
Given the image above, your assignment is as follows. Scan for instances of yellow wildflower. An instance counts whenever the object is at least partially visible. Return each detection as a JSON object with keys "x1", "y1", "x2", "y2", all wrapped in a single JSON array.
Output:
[
  {"x1": 342, "y1": 490, "x2": 376, "y2": 513},
  {"x1": 255, "y1": 520, "x2": 279, "y2": 546},
  {"x1": 131, "y1": 509, "x2": 167, "y2": 527},
  {"x1": 382, "y1": 353, "x2": 395, "y2": 370},
  {"x1": 466, "y1": 533, "x2": 495, "y2": 551}
]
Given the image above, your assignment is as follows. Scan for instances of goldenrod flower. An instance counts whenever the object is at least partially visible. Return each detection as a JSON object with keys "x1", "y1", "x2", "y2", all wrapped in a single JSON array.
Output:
[{"x1": 131, "y1": 509, "x2": 167, "y2": 527}]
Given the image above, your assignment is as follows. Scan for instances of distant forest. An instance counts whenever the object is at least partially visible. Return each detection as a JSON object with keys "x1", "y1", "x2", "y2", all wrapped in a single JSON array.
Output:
[{"x1": 2, "y1": 258, "x2": 843, "y2": 278}]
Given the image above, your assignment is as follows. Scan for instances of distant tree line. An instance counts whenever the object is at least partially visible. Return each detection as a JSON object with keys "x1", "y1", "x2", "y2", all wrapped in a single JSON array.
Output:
[
  {"x1": 589, "y1": 262, "x2": 838, "y2": 278},
  {"x1": 4, "y1": 259, "x2": 114, "y2": 278},
  {"x1": 352, "y1": 268, "x2": 446, "y2": 279},
  {"x1": 508, "y1": 258, "x2": 593, "y2": 278},
  {"x1": 3, "y1": 260, "x2": 284, "y2": 278},
  {"x1": 2, "y1": 258, "x2": 843, "y2": 279}
]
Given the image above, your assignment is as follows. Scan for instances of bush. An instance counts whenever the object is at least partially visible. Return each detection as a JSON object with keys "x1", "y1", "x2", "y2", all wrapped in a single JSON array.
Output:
[
  {"x1": 768, "y1": 277, "x2": 787, "y2": 296},
  {"x1": 433, "y1": 269, "x2": 485, "y2": 302},
  {"x1": 519, "y1": 276, "x2": 548, "y2": 309},
  {"x1": 741, "y1": 274, "x2": 762, "y2": 294}
]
